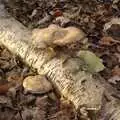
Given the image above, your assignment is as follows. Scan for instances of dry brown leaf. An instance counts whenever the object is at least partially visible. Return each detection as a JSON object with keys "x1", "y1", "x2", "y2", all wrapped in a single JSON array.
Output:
[
  {"x1": 108, "y1": 75, "x2": 120, "y2": 84},
  {"x1": 0, "y1": 83, "x2": 12, "y2": 94},
  {"x1": 7, "y1": 71, "x2": 23, "y2": 84},
  {"x1": 99, "y1": 36, "x2": 120, "y2": 46},
  {"x1": 104, "y1": 18, "x2": 120, "y2": 31},
  {"x1": 112, "y1": 66, "x2": 120, "y2": 76},
  {"x1": 115, "y1": 53, "x2": 120, "y2": 63}
]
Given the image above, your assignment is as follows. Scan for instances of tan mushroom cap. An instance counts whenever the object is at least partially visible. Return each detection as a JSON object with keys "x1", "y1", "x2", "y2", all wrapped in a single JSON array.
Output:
[
  {"x1": 32, "y1": 24, "x2": 59, "y2": 48},
  {"x1": 23, "y1": 75, "x2": 52, "y2": 94},
  {"x1": 53, "y1": 26, "x2": 85, "y2": 46},
  {"x1": 32, "y1": 24, "x2": 85, "y2": 48}
]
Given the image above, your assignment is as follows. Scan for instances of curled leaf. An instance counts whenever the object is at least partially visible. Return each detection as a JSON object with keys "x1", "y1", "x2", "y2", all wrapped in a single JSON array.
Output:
[
  {"x1": 104, "y1": 18, "x2": 120, "y2": 32},
  {"x1": 77, "y1": 50, "x2": 105, "y2": 73},
  {"x1": 99, "y1": 36, "x2": 120, "y2": 46}
]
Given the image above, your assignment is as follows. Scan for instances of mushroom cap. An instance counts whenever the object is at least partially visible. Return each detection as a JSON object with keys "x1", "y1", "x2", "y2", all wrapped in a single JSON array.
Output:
[
  {"x1": 32, "y1": 24, "x2": 85, "y2": 48},
  {"x1": 32, "y1": 24, "x2": 60, "y2": 48},
  {"x1": 23, "y1": 75, "x2": 52, "y2": 94},
  {"x1": 53, "y1": 27, "x2": 85, "y2": 46}
]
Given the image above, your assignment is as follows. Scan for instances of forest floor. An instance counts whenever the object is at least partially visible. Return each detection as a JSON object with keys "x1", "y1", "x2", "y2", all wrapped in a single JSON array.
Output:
[{"x1": 0, "y1": 0, "x2": 120, "y2": 120}]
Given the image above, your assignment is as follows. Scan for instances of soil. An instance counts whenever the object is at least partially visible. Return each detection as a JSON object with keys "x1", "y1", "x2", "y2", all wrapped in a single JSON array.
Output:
[{"x1": 0, "y1": 0, "x2": 120, "y2": 120}]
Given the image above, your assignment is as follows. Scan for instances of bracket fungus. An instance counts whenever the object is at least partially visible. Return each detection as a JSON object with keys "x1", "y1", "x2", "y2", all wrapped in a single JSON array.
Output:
[
  {"x1": 32, "y1": 24, "x2": 85, "y2": 48},
  {"x1": 23, "y1": 75, "x2": 52, "y2": 94}
]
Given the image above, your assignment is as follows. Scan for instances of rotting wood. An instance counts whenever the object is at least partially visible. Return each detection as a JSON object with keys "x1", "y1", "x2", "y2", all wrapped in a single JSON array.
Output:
[{"x1": 0, "y1": 2, "x2": 105, "y2": 110}]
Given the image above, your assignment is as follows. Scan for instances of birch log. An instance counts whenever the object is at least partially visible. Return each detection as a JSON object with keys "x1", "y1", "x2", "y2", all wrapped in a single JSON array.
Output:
[{"x1": 0, "y1": 3, "x2": 105, "y2": 110}]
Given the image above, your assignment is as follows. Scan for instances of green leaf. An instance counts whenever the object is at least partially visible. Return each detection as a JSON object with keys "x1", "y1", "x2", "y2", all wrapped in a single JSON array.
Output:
[{"x1": 77, "y1": 50, "x2": 105, "y2": 73}]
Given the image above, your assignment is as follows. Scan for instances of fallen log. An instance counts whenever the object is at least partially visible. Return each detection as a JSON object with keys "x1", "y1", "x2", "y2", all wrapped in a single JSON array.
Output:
[{"x1": 0, "y1": 2, "x2": 105, "y2": 111}]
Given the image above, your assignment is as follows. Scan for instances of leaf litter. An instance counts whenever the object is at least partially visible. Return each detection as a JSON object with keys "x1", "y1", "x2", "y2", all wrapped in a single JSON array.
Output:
[{"x1": 1, "y1": 0, "x2": 120, "y2": 119}]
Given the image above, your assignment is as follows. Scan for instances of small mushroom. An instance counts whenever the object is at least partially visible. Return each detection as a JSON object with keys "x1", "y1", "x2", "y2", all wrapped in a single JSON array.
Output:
[
  {"x1": 32, "y1": 24, "x2": 85, "y2": 48},
  {"x1": 23, "y1": 75, "x2": 52, "y2": 94}
]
